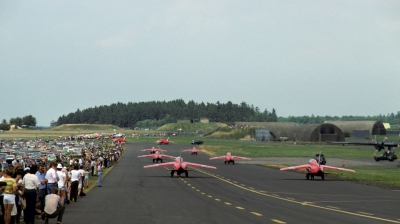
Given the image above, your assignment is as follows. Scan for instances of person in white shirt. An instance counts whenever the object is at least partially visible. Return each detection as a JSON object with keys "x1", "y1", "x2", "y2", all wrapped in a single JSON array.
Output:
[
  {"x1": 77, "y1": 166, "x2": 85, "y2": 197},
  {"x1": 69, "y1": 165, "x2": 81, "y2": 202},
  {"x1": 56, "y1": 164, "x2": 66, "y2": 206},
  {"x1": 22, "y1": 165, "x2": 40, "y2": 224},
  {"x1": 45, "y1": 162, "x2": 59, "y2": 195}
]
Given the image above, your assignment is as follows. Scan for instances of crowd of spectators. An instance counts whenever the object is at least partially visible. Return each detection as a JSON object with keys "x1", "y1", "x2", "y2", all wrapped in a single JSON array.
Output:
[{"x1": 0, "y1": 141, "x2": 125, "y2": 224}]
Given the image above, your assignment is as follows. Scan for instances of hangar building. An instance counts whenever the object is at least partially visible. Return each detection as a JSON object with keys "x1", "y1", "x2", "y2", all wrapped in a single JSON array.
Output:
[
  {"x1": 234, "y1": 122, "x2": 345, "y2": 142},
  {"x1": 326, "y1": 121, "x2": 386, "y2": 136}
]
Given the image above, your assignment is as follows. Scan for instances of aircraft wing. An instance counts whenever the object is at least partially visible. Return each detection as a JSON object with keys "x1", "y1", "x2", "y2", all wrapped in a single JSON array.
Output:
[
  {"x1": 320, "y1": 165, "x2": 355, "y2": 172},
  {"x1": 138, "y1": 155, "x2": 153, "y2": 158},
  {"x1": 185, "y1": 162, "x2": 217, "y2": 169},
  {"x1": 143, "y1": 162, "x2": 175, "y2": 168},
  {"x1": 209, "y1": 156, "x2": 227, "y2": 160},
  {"x1": 280, "y1": 164, "x2": 309, "y2": 171},
  {"x1": 159, "y1": 155, "x2": 175, "y2": 159},
  {"x1": 232, "y1": 156, "x2": 251, "y2": 160}
]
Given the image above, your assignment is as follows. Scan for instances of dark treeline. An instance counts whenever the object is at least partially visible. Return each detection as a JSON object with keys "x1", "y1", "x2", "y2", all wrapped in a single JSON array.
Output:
[
  {"x1": 55, "y1": 99, "x2": 278, "y2": 128},
  {"x1": 278, "y1": 112, "x2": 400, "y2": 126}
]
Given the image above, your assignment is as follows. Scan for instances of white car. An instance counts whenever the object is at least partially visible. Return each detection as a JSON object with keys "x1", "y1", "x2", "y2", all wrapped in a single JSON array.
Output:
[{"x1": 114, "y1": 133, "x2": 124, "y2": 137}]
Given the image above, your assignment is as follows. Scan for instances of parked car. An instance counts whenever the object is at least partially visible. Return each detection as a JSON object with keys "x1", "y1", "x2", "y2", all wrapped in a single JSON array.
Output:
[
  {"x1": 47, "y1": 154, "x2": 57, "y2": 162},
  {"x1": 191, "y1": 140, "x2": 204, "y2": 145}
]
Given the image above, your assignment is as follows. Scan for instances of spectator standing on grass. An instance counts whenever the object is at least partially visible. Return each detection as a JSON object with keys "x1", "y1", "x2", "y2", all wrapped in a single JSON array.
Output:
[
  {"x1": 35, "y1": 165, "x2": 47, "y2": 214},
  {"x1": 22, "y1": 166, "x2": 40, "y2": 224},
  {"x1": 90, "y1": 159, "x2": 95, "y2": 176},
  {"x1": 97, "y1": 161, "x2": 103, "y2": 187},
  {"x1": 84, "y1": 170, "x2": 89, "y2": 189}
]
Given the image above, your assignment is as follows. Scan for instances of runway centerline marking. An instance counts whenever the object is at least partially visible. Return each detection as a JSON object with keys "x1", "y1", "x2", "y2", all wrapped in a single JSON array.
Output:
[
  {"x1": 272, "y1": 219, "x2": 286, "y2": 223},
  {"x1": 194, "y1": 168, "x2": 400, "y2": 224}
]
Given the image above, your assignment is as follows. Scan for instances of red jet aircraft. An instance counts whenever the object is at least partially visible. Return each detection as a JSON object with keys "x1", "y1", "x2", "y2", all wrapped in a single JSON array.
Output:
[
  {"x1": 138, "y1": 150, "x2": 175, "y2": 163},
  {"x1": 112, "y1": 136, "x2": 126, "y2": 143},
  {"x1": 182, "y1": 147, "x2": 206, "y2": 155},
  {"x1": 144, "y1": 156, "x2": 216, "y2": 177},
  {"x1": 280, "y1": 158, "x2": 355, "y2": 180},
  {"x1": 156, "y1": 137, "x2": 169, "y2": 145},
  {"x1": 209, "y1": 152, "x2": 251, "y2": 164},
  {"x1": 141, "y1": 147, "x2": 166, "y2": 154}
]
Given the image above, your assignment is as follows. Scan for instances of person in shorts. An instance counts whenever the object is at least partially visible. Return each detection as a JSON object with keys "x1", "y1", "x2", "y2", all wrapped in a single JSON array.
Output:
[
  {"x1": 56, "y1": 164, "x2": 66, "y2": 206},
  {"x1": 2, "y1": 166, "x2": 16, "y2": 224}
]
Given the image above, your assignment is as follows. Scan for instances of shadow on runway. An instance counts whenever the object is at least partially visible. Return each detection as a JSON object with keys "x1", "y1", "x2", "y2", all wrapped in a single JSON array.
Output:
[
  {"x1": 142, "y1": 175, "x2": 215, "y2": 179},
  {"x1": 277, "y1": 178, "x2": 341, "y2": 181}
]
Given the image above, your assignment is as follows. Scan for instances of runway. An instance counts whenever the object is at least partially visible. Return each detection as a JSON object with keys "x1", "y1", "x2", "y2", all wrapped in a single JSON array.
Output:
[{"x1": 63, "y1": 142, "x2": 400, "y2": 224}]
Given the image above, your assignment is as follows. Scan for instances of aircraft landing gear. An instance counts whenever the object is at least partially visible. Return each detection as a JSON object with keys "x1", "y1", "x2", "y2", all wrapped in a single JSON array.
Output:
[
  {"x1": 185, "y1": 171, "x2": 188, "y2": 177},
  {"x1": 152, "y1": 159, "x2": 155, "y2": 163},
  {"x1": 224, "y1": 161, "x2": 227, "y2": 164},
  {"x1": 170, "y1": 170, "x2": 175, "y2": 177},
  {"x1": 311, "y1": 175, "x2": 314, "y2": 180},
  {"x1": 321, "y1": 174, "x2": 324, "y2": 180},
  {"x1": 232, "y1": 160, "x2": 235, "y2": 165},
  {"x1": 160, "y1": 159, "x2": 163, "y2": 163},
  {"x1": 306, "y1": 174, "x2": 309, "y2": 180}
]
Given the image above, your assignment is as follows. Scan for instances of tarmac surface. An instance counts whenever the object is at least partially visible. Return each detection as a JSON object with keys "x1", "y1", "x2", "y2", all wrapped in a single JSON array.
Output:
[{"x1": 60, "y1": 142, "x2": 400, "y2": 224}]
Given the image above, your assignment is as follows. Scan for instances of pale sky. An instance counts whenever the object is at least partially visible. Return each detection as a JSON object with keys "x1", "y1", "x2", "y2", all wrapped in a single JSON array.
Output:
[{"x1": 1, "y1": 1, "x2": 399, "y2": 126}]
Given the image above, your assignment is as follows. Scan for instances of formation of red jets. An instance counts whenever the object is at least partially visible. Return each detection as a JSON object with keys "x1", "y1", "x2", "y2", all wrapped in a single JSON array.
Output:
[{"x1": 135, "y1": 137, "x2": 357, "y2": 180}]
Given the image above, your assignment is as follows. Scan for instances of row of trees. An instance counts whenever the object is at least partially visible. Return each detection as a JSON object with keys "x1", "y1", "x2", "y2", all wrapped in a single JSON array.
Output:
[
  {"x1": 55, "y1": 99, "x2": 278, "y2": 128},
  {"x1": 0, "y1": 115, "x2": 37, "y2": 131},
  {"x1": 9, "y1": 115, "x2": 37, "y2": 127},
  {"x1": 278, "y1": 112, "x2": 400, "y2": 126}
]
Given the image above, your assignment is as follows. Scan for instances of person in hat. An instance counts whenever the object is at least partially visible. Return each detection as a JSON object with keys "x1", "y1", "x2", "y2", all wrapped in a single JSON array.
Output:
[
  {"x1": 22, "y1": 165, "x2": 39, "y2": 224},
  {"x1": 56, "y1": 164, "x2": 66, "y2": 205}
]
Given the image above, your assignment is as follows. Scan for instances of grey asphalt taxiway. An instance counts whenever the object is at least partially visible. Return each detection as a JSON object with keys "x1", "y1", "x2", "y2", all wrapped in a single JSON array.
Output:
[{"x1": 62, "y1": 142, "x2": 400, "y2": 224}]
